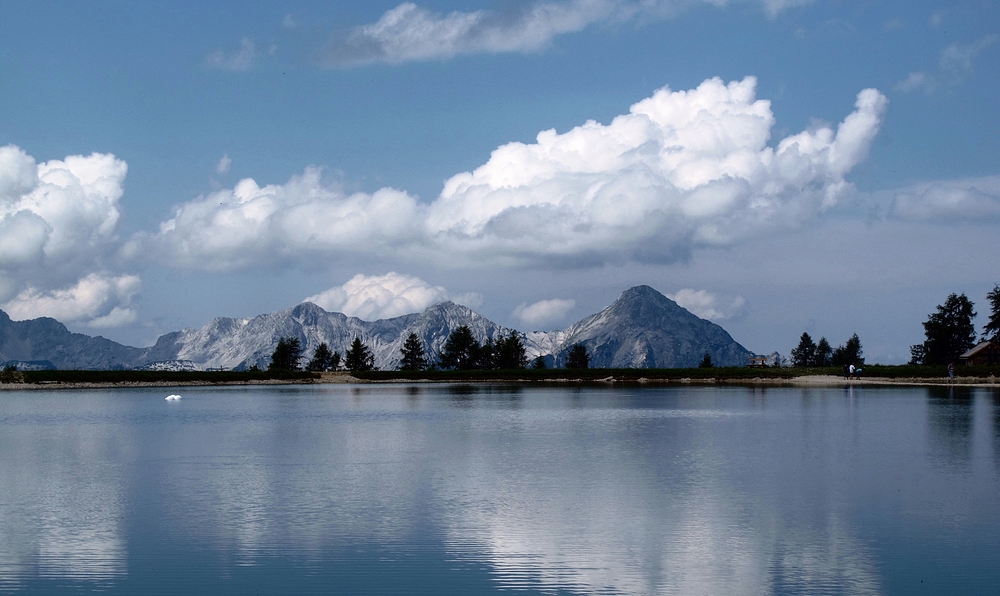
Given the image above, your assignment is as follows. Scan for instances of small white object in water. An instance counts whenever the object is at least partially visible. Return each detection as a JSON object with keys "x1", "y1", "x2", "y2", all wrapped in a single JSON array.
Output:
[{"x1": 165, "y1": 394, "x2": 182, "y2": 401}]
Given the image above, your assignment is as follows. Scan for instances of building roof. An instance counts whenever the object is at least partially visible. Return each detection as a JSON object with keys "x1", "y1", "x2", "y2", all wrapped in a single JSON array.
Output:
[{"x1": 960, "y1": 341, "x2": 999, "y2": 359}]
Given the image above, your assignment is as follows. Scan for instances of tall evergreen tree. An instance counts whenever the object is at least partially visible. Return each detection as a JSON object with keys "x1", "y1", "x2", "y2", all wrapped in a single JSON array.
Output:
[
  {"x1": 306, "y1": 342, "x2": 335, "y2": 371},
  {"x1": 983, "y1": 284, "x2": 1000, "y2": 343},
  {"x1": 698, "y1": 353, "x2": 713, "y2": 368},
  {"x1": 812, "y1": 337, "x2": 833, "y2": 367},
  {"x1": 269, "y1": 337, "x2": 303, "y2": 371},
  {"x1": 438, "y1": 326, "x2": 480, "y2": 370},
  {"x1": 831, "y1": 334, "x2": 864, "y2": 366},
  {"x1": 918, "y1": 293, "x2": 977, "y2": 364},
  {"x1": 344, "y1": 337, "x2": 375, "y2": 373},
  {"x1": 790, "y1": 332, "x2": 816, "y2": 367},
  {"x1": 495, "y1": 332, "x2": 528, "y2": 369},
  {"x1": 531, "y1": 355, "x2": 547, "y2": 370},
  {"x1": 399, "y1": 333, "x2": 428, "y2": 371},
  {"x1": 566, "y1": 344, "x2": 589, "y2": 369},
  {"x1": 479, "y1": 337, "x2": 497, "y2": 370}
]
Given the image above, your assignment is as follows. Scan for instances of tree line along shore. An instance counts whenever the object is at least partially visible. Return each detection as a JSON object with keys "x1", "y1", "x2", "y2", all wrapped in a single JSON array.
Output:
[
  {"x1": 3, "y1": 286, "x2": 996, "y2": 388},
  {"x1": 1, "y1": 364, "x2": 997, "y2": 388}
]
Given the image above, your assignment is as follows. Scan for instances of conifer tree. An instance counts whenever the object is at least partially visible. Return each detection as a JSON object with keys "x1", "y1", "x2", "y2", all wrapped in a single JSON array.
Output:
[
  {"x1": 983, "y1": 284, "x2": 1000, "y2": 343},
  {"x1": 438, "y1": 326, "x2": 480, "y2": 370},
  {"x1": 495, "y1": 332, "x2": 528, "y2": 369},
  {"x1": 399, "y1": 333, "x2": 428, "y2": 371},
  {"x1": 917, "y1": 293, "x2": 977, "y2": 364},
  {"x1": 813, "y1": 337, "x2": 833, "y2": 367},
  {"x1": 344, "y1": 337, "x2": 375, "y2": 373},
  {"x1": 479, "y1": 337, "x2": 497, "y2": 370},
  {"x1": 269, "y1": 337, "x2": 303, "y2": 371},
  {"x1": 698, "y1": 353, "x2": 713, "y2": 368},
  {"x1": 306, "y1": 342, "x2": 334, "y2": 371},
  {"x1": 566, "y1": 344, "x2": 589, "y2": 369},
  {"x1": 790, "y1": 333, "x2": 816, "y2": 367},
  {"x1": 831, "y1": 334, "x2": 864, "y2": 367}
]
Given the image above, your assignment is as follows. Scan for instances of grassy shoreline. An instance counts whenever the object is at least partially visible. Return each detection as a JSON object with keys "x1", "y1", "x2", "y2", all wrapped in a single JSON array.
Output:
[{"x1": 0, "y1": 365, "x2": 997, "y2": 389}]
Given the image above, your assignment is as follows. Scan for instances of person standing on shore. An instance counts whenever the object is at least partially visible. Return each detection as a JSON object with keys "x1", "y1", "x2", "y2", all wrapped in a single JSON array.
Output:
[
  {"x1": 849, "y1": 363, "x2": 856, "y2": 379},
  {"x1": 843, "y1": 364, "x2": 850, "y2": 380},
  {"x1": 948, "y1": 361, "x2": 954, "y2": 384}
]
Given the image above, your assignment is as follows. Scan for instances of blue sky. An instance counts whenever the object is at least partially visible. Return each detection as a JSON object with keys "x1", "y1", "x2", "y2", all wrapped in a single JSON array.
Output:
[{"x1": 1, "y1": 0, "x2": 998, "y2": 363}]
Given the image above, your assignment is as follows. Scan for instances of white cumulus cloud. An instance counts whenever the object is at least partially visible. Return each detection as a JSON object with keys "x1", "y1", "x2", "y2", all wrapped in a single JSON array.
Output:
[
  {"x1": 2, "y1": 273, "x2": 139, "y2": 327},
  {"x1": 0, "y1": 145, "x2": 138, "y2": 327},
  {"x1": 319, "y1": 0, "x2": 811, "y2": 66},
  {"x1": 133, "y1": 168, "x2": 422, "y2": 271},
  {"x1": 513, "y1": 298, "x2": 576, "y2": 328},
  {"x1": 667, "y1": 288, "x2": 746, "y2": 321},
  {"x1": 888, "y1": 176, "x2": 1000, "y2": 221},
  {"x1": 304, "y1": 272, "x2": 452, "y2": 320},
  {"x1": 427, "y1": 76, "x2": 886, "y2": 266},
  {"x1": 139, "y1": 77, "x2": 885, "y2": 272},
  {"x1": 205, "y1": 38, "x2": 258, "y2": 71}
]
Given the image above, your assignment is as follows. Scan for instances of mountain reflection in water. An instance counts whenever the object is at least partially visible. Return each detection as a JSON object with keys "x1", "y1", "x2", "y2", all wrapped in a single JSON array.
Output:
[{"x1": 0, "y1": 385, "x2": 998, "y2": 595}]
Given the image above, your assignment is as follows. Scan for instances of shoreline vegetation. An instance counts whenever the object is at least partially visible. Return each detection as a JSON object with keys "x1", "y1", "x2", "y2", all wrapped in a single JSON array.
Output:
[{"x1": 0, "y1": 365, "x2": 997, "y2": 390}]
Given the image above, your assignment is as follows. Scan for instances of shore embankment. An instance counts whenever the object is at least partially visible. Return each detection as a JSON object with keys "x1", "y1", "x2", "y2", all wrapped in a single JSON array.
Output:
[{"x1": 0, "y1": 369, "x2": 997, "y2": 390}]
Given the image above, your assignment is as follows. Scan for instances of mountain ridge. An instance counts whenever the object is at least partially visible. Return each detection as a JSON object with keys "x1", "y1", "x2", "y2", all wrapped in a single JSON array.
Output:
[{"x1": 0, "y1": 286, "x2": 755, "y2": 370}]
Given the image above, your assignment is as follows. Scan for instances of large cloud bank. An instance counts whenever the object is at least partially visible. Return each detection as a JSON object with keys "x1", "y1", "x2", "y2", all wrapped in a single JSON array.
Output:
[
  {"x1": 141, "y1": 77, "x2": 886, "y2": 271},
  {"x1": 0, "y1": 145, "x2": 137, "y2": 326},
  {"x1": 319, "y1": 0, "x2": 812, "y2": 66}
]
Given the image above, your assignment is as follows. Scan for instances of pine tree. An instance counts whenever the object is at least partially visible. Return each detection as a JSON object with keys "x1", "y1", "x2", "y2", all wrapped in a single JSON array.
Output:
[
  {"x1": 269, "y1": 337, "x2": 303, "y2": 371},
  {"x1": 813, "y1": 337, "x2": 833, "y2": 367},
  {"x1": 790, "y1": 333, "x2": 816, "y2": 367},
  {"x1": 531, "y1": 355, "x2": 547, "y2": 369},
  {"x1": 306, "y1": 342, "x2": 334, "y2": 371},
  {"x1": 983, "y1": 284, "x2": 1000, "y2": 343},
  {"x1": 438, "y1": 326, "x2": 480, "y2": 370},
  {"x1": 344, "y1": 337, "x2": 375, "y2": 373},
  {"x1": 479, "y1": 337, "x2": 497, "y2": 370},
  {"x1": 495, "y1": 332, "x2": 528, "y2": 369},
  {"x1": 399, "y1": 333, "x2": 428, "y2": 371},
  {"x1": 566, "y1": 344, "x2": 589, "y2": 369},
  {"x1": 919, "y1": 293, "x2": 977, "y2": 364},
  {"x1": 831, "y1": 334, "x2": 864, "y2": 367},
  {"x1": 698, "y1": 353, "x2": 713, "y2": 368}
]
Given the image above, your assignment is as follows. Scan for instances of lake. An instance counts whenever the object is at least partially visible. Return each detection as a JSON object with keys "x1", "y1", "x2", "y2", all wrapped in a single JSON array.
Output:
[{"x1": 0, "y1": 384, "x2": 998, "y2": 595}]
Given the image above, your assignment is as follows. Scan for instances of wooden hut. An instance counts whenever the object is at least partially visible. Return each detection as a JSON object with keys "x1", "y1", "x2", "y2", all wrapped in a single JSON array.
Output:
[{"x1": 959, "y1": 341, "x2": 1000, "y2": 366}]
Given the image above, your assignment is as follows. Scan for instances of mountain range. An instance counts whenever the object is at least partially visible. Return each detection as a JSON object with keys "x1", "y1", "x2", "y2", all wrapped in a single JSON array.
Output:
[{"x1": 0, "y1": 285, "x2": 756, "y2": 371}]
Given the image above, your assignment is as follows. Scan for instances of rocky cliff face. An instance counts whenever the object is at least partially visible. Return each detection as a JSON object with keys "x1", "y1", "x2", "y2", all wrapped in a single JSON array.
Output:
[{"x1": 0, "y1": 286, "x2": 755, "y2": 370}]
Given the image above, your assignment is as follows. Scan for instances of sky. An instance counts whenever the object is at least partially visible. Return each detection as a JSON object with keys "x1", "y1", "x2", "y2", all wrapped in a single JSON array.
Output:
[{"x1": 0, "y1": 0, "x2": 998, "y2": 363}]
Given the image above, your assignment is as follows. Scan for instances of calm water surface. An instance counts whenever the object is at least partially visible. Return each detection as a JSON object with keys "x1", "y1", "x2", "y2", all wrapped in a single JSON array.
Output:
[{"x1": 0, "y1": 384, "x2": 998, "y2": 595}]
